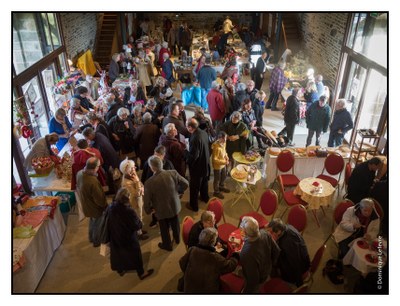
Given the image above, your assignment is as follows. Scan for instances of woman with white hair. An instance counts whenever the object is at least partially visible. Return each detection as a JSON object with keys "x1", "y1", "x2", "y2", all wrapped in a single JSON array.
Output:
[
  {"x1": 239, "y1": 216, "x2": 280, "y2": 293},
  {"x1": 107, "y1": 107, "x2": 136, "y2": 156},
  {"x1": 333, "y1": 198, "x2": 381, "y2": 258},
  {"x1": 134, "y1": 50, "x2": 152, "y2": 96},
  {"x1": 158, "y1": 41, "x2": 171, "y2": 66},
  {"x1": 179, "y1": 227, "x2": 239, "y2": 293},
  {"x1": 119, "y1": 158, "x2": 148, "y2": 240},
  {"x1": 328, "y1": 98, "x2": 354, "y2": 147}
]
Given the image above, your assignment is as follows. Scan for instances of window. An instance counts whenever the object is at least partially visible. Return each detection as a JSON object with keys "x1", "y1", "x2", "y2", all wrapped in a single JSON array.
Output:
[{"x1": 13, "y1": 13, "x2": 62, "y2": 75}]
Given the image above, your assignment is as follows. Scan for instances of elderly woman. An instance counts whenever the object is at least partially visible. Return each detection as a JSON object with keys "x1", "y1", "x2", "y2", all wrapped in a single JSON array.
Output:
[
  {"x1": 107, "y1": 107, "x2": 136, "y2": 156},
  {"x1": 131, "y1": 104, "x2": 144, "y2": 127},
  {"x1": 334, "y1": 198, "x2": 381, "y2": 259},
  {"x1": 149, "y1": 76, "x2": 173, "y2": 115},
  {"x1": 70, "y1": 97, "x2": 88, "y2": 129},
  {"x1": 108, "y1": 53, "x2": 121, "y2": 85},
  {"x1": 221, "y1": 58, "x2": 239, "y2": 85},
  {"x1": 23, "y1": 133, "x2": 59, "y2": 170},
  {"x1": 107, "y1": 187, "x2": 154, "y2": 279},
  {"x1": 220, "y1": 111, "x2": 248, "y2": 169},
  {"x1": 158, "y1": 123, "x2": 186, "y2": 177},
  {"x1": 119, "y1": 159, "x2": 148, "y2": 240},
  {"x1": 135, "y1": 50, "x2": 152, "y2": 95},
  {"x1": 179, "y1": 227, "x2": 238, "y2": 293},
  {"x1": 328, "y1": 99, "x2": 354, "y2": 147},
  {"x1": 134, "y1": 112, "x2": 161, "y2": 168},
  {"x1": 48, "y1": 108, "x2": 75, "y2": 151}
]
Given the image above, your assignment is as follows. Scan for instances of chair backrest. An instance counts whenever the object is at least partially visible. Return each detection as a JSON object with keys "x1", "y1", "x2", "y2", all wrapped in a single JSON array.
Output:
[
  {"x1": 259, "y1": 189, "x2": 278, "y2": 218},
  {"x1": 372, "y1": 198, "x2": 384, "y2": 220},
  {"x1": 182, "y1": 216, "x2": 194, "y2": 251},
  {"x1": 286, "y1": 204, "x2": 308, "y2": 234},
  {"x1": 310, "y1": 244, "x2": 326, "y2": 275},
  {"x1": 292, "y1": 282, "x2": 310, "y2": 293},
  {"x1": 206, "y1": 197, "x2": 225, "y2": 224},
  {"x1": 333, "y1": 200, "x2": 354, "y2": 225},
  {"x1": 344, "y1": 162, "x2": 352, "y2": 186},
  {"x1": 276, "y1": 150, "x2": 295, "y2": 174},
  {"x1": 259, "y1": 277, "x2": 292, "y2": 293},
  {"x1": 324, "y1": 153, "x2": 345, "y2": 176},
  {"x1": 277, "y1": 175, "x2": 285, "y2": 195}
]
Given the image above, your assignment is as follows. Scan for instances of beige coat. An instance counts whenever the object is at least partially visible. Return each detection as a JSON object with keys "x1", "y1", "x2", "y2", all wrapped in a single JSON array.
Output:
[{"x1": 121, "y1": 176, "x2": 144, "y2": 221}]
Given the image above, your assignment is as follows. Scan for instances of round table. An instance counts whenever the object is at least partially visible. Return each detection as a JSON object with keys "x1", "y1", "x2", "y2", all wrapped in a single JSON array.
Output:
[
  {"x1": 343, "y1": 238, "x2": 387, "y2": 275},
  {"x1": 230, "y1": 166, "x2": 262, "y2": 210},
  {"x1": 294, "y1": 177, "x2": 335, "y2": 210},
  {"x1": 232, "y1": 152, "x2": 261, "y2": 165}
]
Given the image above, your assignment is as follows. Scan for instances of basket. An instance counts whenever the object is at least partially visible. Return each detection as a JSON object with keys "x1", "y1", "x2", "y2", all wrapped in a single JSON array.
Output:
[{"x1": 33, "y1": 163, "x2": 54, "y2": 176}]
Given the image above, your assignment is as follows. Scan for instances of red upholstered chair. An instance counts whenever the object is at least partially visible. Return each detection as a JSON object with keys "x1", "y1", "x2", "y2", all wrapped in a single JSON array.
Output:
[
  {"x1": 342, "y1": 162, "x2": 352, "y2": 198},
  {"x1": 278, "y1": 175, "x2": 307, "y2": 218},
  {"x1": 220, "y1": 272, "x2": 244, "y2": 293},
  {"x1": 238, "y1": 189, "x2": 278, "y2": 229},
  {"x1": 181, "y1": 216, "x2": 194, "y2": 251},
  {"x1": 317, "y1": 153, "x2": 345, "y2": 192},
  {"x1": 259, "y1": 277, "x2": 292, "y2": 293},
  {"x1": 286, "y1": 204, "x2": 308, "y2": 235},
  {"x1": 323, "y1": 199, "x2": 354, "y2": 245},
  {"x1": 372, "y1": 198, "x2": 384, "y2": 220},
  {"x1": 206, "y1": 198, "x2": 237, "y2": 244},
  {"x1": 292, "y1": 282, "x2": 310, "y2": 293},
  {"x1": 302, "y1": 244, "x2": 326, "y2": 285},
  {"x1": 275, "y1": 150, "x2": 300, "y2": 189}
]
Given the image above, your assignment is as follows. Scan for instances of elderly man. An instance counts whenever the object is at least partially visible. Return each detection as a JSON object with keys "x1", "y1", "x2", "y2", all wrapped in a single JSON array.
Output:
[
  {"x1": 305, "y1": 95, "x2": 331, "y2": 147},
  {"x1": 144, "y1": 156, "x2": 189, "y2": 251},
  {"x1": 334, "y1": 198, "x2": 381, "y2": 258},
  {"x1": 239, "y1": 216, "x2": 280, "y2": 293},
  {"x1": 266, "y1": 219, "x2": 310, "y2": 287},
  {"x1": 107, "y1": 107, "x2": 135, "y2": 156},
  {"x1": 184, "y1": 118, "x2": 211, "y2": 212},
  {"x1": 266, "y1": 61, "x2": 288, "y2": 111},
  {"x1": 254, "y1": 51, "x2": 268, "y2": 90},
  {"x1": 328, "y1": 99, "x2": 354, "y2": 147},
  {"x1": 347, "y1": 157, "x2": 382, "y2": 204},
  {"x1": 76, "y1": 157, "x2": 108, "y2": 247},
  {"x1": 179, "y1": 227, "x2": 239, "y2": 293},
  {"x1": 245, "y1": 80, "x2": 258, "y2": 103},
  {"x1": 162, "y1": 103, "x2": 190, "y2": 138},
  {"x1": 207, "y1": 81, "x2": 225, "y2": 129},
  {"x1": 188, "y1": 211, "x2": 217, "y2": 248}
]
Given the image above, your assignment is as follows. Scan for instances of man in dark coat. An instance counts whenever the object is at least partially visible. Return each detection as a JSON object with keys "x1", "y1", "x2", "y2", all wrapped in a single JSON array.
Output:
[
  {"x1": 254, "y1": 51, "x2": 268, "y2": 90},
  {"x1": 282, "y1": 88, "x2": 300, "y2": 146},
  {"x1": 347, "y1": 158, "x2": 382, "y2": 204},
  {"x1": 267, "y1": 219, "x2": 311, "y2": 287},
  {"x1": 240, "y1": 217, "x2": 280, "y2": 293},
  {"x1": 187, "y1": 211, "x2": 217, "y2": 248},
  {"x1": 76, "y1": 157, "x2": 108, "y2": 247},
  {"x1": 179, "y1": 227, "x2": 238, "y2": 293},
  {"x1": 144, "y1": 156, "x2": 189, "y2": 251},
  {"x1": 162, "y1": 103, "x2": 190, "y2": 138},
  {"x1": 328, "y1": 98, "x2": 354, "y2": 147},
  {"x1": 305, "y1": 95, "x2": 331, "y2": 147},
  {"x1": 184, "y1": 118, "x2": 211, "y2": 212}
]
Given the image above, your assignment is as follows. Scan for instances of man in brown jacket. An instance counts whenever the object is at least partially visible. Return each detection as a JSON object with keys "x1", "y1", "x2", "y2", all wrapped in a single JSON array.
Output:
[{"x1": 76, "y1": 157, "x2": 108, "y2": 247}]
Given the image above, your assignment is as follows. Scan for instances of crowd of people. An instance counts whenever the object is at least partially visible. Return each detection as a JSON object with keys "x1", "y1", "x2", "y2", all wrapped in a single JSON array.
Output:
[{"x1": 28, "y1": 15, "x2": 387, "y2": 293}]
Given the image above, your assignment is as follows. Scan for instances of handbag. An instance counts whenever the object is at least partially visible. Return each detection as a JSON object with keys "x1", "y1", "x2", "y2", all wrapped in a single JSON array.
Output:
[{"x1": 98, "y1": 207, "x2": 110, "y2": 244}]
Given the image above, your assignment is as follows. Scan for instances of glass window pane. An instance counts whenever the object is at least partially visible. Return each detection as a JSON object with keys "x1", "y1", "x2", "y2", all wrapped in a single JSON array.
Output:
[
  {"x1": 41, "y1": 13, "x2": 53, "y2": 52},
  {"x1": 347, "y1": 13, "x2": 359, "y2": 48},
  {"x1": 59, "y1": 52, "x2": 68, "y2": 77},
  {"x1": 22, "y1": 77, "x2": 48, "y2": 139},
  {"x1": 343, "y1": 62, "x2": 367, "y2": 142},
  {"x1": 357, "y1": 69, "x2": 387, "y2": 134},
  {"x1": 41, "y1": 63, "x2": 58, "y2": 117},
  {"x1": 364, "y1": 14, "x2": 387, "y2": 67},
  {"x1": 353, "y1": 13, "x2": 368, "y2": 53},
  {"x1": 48, "y1": 13, "x2": 61, "y2": 48},
  {"x1": 13, "y1": 13, "x2": 46, "y2": 75}
]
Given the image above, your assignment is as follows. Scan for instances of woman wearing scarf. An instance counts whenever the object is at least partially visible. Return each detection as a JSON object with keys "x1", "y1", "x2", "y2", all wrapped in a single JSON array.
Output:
[
  {"x1": 48, "y1": 108, "x2": 75, "y2": 151},
  {"x1": 333, "y1": 198, "x2": 381, "y2": 259}
]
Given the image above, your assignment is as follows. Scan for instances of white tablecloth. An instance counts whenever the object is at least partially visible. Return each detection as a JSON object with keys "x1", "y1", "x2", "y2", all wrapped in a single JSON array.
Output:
[
  {"x1": 13, "y1": 206, "x2": 66, "y2": 293},
  {"x1": 263, "y1": 152, "x2": 349, "y2": 187},
  {"x1": 30, "y1": 170, "x2": 85, "y2": 222}
]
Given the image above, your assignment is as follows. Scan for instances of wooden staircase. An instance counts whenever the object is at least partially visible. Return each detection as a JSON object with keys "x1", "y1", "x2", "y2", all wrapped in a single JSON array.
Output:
[
  {"x1": 281, "y1": 13, "x2": 301, "y2": 53},
  {"x1": 94, "y1": 13, "x2": 118, "y2": 70}
]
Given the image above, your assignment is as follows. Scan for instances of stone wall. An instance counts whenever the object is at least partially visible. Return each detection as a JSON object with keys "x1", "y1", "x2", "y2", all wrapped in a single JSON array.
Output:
[
  {"x1": 298, "y1": 13, "x2": 349, "y2": 88},
  {"x1": 59, "y1": 13, "x2": 98, "y2": 60}
]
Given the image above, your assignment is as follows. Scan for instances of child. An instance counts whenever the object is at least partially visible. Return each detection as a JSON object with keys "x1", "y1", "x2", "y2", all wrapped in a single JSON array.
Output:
[{"x1": 211, "y1": 131, "x2": 231, "y2": 199}]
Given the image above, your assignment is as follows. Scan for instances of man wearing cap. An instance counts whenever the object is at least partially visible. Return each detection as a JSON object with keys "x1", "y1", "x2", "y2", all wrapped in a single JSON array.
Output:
[{"x1": 239, "y1": 216, "x2": 280, "y2": 293}]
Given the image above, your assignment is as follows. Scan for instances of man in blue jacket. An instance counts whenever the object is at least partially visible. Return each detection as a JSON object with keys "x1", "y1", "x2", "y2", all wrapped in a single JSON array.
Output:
[
  {"x1": 197, "y1": 56, "x2": 217, "y2": 111},
  {"x1": 328, "y1": 98, "x2": 354, "y2": 147},
  {"x1": 305, "y1": 95, "x2": 331, "y2": 147}
]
